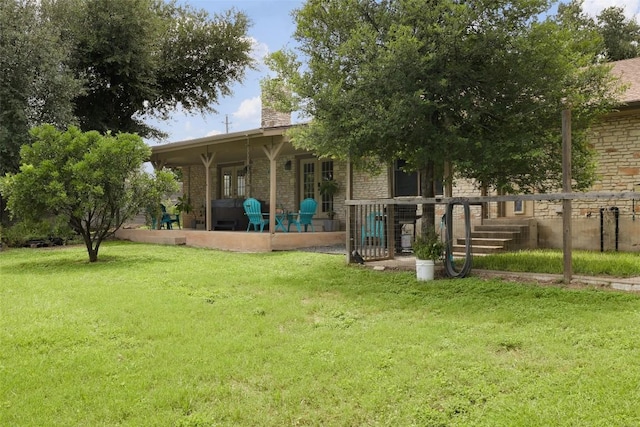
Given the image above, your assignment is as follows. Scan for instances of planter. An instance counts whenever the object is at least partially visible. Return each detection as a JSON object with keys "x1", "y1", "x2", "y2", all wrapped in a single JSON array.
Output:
[
  {"x1": 323, "y1": 219, "x2": 339, "y2": 232},
  {"x1": 415, "y1": 259, "x2": 435, "y2": 281}
]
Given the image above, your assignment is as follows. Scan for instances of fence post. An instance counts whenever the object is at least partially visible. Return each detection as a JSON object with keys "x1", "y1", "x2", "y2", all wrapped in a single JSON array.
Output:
[{"x1": 562, "y1": 109, "x2": 572, "y2": 283}]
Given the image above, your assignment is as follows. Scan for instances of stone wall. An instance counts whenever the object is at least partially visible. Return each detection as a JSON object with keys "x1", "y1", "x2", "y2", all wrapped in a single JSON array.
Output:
[
  {"x1": 352, "y1": 169, "x2": 390, "y2": 199},
  {"x1": 534, "y1": 109, "x2": 640, "y2": 250},
  {"x1": 181, "y1": 164, "x2": 214, "y2": 227}
]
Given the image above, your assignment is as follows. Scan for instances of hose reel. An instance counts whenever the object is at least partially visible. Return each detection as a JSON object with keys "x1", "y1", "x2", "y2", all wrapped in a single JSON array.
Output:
[{"x1": 444, "y1": 201, "x2": 473, "y2": 278}]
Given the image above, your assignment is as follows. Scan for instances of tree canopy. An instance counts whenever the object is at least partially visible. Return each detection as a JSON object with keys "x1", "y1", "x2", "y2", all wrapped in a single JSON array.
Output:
[
  {"x1": 265, "y1": 0, "x2": 622, "y2": 199},
  {"x1": 0, "y1": 0, "x2": 253, "y2": 174},
  {"x1": 596, "y1": 6, "x2": 640, "y2": 61},
  {"x1": 0, "y1": 0, "x2": 80, "y2": 178},
  {"x1": 557, "y1": 0, "x2": 640, "y2": 61},
  {"x1": 50, "y1": 0, "x2": 255, "y2": 138},
  {"x1": 1, "y1": 0, "x2": 253, "y2": 224},
  {"x1": 0, "y1": 125, "x2": 177, "y2": 262}
]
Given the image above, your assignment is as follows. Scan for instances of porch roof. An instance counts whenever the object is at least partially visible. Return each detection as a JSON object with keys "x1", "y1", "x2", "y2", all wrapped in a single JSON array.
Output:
[
  {"x1": 149, "y1": 123, "x2": 313, "y2": 233},
  {"x1": 150, "y1": 124, "x2": 308, "y2": 167}
]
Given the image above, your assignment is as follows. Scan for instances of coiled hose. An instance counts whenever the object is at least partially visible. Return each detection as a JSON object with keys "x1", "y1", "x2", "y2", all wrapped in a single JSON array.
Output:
[{"x1": 444, "y1": 201, "x2": 473, "y2": 278}]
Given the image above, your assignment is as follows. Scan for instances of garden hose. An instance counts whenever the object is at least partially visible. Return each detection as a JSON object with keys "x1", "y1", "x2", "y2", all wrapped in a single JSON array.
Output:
[{"x1": 444, "y1": 201, "x2": 473, "y2": 278}]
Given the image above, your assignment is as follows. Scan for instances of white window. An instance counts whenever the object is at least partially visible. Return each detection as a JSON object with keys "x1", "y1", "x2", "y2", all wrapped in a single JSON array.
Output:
[{"x1": 220, "y1": 165, "x2": 246, "y2": 199}]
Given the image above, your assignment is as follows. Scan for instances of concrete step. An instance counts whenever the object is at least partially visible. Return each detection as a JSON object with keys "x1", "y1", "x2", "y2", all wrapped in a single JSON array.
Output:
[
  {"x1": 451, "y1": 251, "x2": 489, "y2": 257},
  {"x1": 474, "y1": 224, "x2": 528, "y2": 233},
  {"x1": 482, "y1": 218, "x2": 534, "y2": 226},
  {"x1": 452, "y1": 244, "x2": 504, "y2": 254},
  {"x1": 458, "y1": 237, "x2": 511, "y2": 247},
  {"x1": 471, "y1": 230, "x2": 519, "y2": 239}
]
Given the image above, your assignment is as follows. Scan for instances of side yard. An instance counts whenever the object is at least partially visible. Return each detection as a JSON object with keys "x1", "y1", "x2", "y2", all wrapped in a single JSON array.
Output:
[{"x1": 2, "y1": 242, "x2": 640, "y2": 426}]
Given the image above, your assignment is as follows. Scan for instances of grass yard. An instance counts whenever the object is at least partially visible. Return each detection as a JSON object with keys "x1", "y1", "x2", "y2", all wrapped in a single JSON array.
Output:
[
  {"x1": 473, "y1": 249, "x2": 640, "y2": 277},
  {"x1": 2, "y1": 241, "x2": 640, "y2": 426}
]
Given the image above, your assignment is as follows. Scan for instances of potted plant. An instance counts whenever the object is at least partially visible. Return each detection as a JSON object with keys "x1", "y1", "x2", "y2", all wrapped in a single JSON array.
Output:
[
  {"x1": 319, "y1": 178, "x2": 339, "y2": 231},
  {"x1": 412, "y1": 228, "x2": 445, "y2": 281}
]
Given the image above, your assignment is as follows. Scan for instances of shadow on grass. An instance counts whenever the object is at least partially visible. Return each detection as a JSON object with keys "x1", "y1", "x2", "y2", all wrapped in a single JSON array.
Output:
[
  {"x1": 1, "y1": 243, "x2": 170, "y2": 275},
  {"x1": 5, "y1": 242, "x2": 640, "y2": 314}
]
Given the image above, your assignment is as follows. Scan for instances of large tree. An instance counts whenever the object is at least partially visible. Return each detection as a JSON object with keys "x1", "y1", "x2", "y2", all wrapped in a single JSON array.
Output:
[
  {"x1": 557, "y1": 0, "x2": 640, "y2": 61},
  {"x1": 597, "y1": 6, "x2": 640, "y2": 61},
  {"x1": 51, "y1": 0, "x2": 255, "y2": 138},
  {"x1": 1, "y1": 0, "x2": 253, "y2": 173},
  {"x1": 265, "y1": 0, "x2": 622, "y2": 228},
  {"x1": 1, "y1": 0, "x2": 254, "y2": 224},
  {"x1": 0, "y1": 125, "x2": 177, "y2": 262},
  {"x1": 0, "y1": 0, "x2": 80, "y2": 177}
]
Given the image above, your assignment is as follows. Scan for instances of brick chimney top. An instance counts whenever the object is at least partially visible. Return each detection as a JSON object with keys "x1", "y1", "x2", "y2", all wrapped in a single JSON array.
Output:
[{"x1": 261, "y1": 100, "x2": 291, "y2": 128}]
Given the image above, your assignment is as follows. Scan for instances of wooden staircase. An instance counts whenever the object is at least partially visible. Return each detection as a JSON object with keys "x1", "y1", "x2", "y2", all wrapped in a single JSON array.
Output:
[{"x1": 452, "y1": 218, "x2": 537, "y2": 256}]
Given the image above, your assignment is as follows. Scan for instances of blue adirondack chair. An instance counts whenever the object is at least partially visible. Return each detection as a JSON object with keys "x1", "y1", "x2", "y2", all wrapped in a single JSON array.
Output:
[
  {"x1": 361, "y1": 211, "x2": 385, "y2": 247},
  {"x1": 161, "y1": 204, "x2": 180, "y2": 229},
  {"x1": 150, "y1": 204, "x2": 178, "y2": 229},
  {"x1": 288, "y1": 198, "x2": 317, "y2": 232},
  {"x1": 243, "y1": 198, "x2": 269, "y2": 232}
]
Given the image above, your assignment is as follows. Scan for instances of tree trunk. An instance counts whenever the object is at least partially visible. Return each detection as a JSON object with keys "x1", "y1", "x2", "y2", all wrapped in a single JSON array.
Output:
[
  {"x1": 78, "y1": 227, "x2": 99, "y2": 262},
  {"x1": 419, "y1": 160, "x2": 436, "y2": 236},
  {"x1": 88, "y1": 247, "x2": 99, "y2": 263},
  {"x1": 481, "y1": 183, "x2": 489, "y2": 220}
]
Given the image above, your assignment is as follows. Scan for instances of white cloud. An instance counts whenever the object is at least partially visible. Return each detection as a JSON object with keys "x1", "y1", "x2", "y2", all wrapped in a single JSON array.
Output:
[
  {"x1": 581, "y1": 0, "x2": 640, "y2": 19},
  {"x1": 246, "y1": 36, "x2": 270, "y2": 66},
  {"x1": 206, "y1": 129, "x2": 223, "y2": 137},
  {"x1": 233, "y1": 97, "x2": 261, "y2": 122}
]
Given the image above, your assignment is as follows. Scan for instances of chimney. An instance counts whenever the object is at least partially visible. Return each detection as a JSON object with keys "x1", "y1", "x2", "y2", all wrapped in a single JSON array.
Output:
[{"x1": 261, "y1": 87, "x2": 291, "y2": 128}]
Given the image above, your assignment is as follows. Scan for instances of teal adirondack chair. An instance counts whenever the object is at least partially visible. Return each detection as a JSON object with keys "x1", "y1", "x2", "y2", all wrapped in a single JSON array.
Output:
[
  {"x1": 288, "y1": 198, "x2": 317, "y2": 232},
  {"x1": 161, "y1": 204, "x2": 180, "y2": 229},
  {"x1": 361, "y1": 211, "x2": 385, "y2": 247},
  {"x1": 150, "y1": 204, "x2": 179, "y2": 229},
  {"x1": 243, "y1": 198, "x2": 269, "y2": 232}
]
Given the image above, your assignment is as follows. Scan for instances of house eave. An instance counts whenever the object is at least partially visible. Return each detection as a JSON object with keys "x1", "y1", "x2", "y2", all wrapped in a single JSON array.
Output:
[{"x1": 151, "y1": 127, "x2": 265, "y2": 155}]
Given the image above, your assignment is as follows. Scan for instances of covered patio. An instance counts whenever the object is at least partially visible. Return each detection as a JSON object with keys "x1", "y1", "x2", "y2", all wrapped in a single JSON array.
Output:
[
  {"x1": 139, "y1": 102, "x2": 350, "y2": 253},
  {"x1": 149, "y1": 125, "x2": 315, "y2": 231}
]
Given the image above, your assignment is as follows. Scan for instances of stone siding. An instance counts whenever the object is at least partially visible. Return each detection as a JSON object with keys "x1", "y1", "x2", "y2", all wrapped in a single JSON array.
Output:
[
  {"x1": 352, "y1": 169, "x2": 390, "y2": 199},
  {"x1": 534, "y1": 110, "x2": 640, "y2": 250},
  {"x1": 181, "y1": 164, "x2": 214, "y2": 227}
]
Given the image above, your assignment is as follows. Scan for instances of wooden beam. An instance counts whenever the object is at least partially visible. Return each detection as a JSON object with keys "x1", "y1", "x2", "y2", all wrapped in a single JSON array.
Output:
[
  {"x1": 344, "y1": 191, "x2": 640, "y2": 205},
  {"x1": 261, "y1": 140, "x2": 285, "y2": 161},
  {"x1": 200, "y1": 152, "x2": 216, "y2": 231},
  {"x1": 150, "y1": 159, "x2": 166, "y2": 170},
  {"x1": 345, "y1": 158, "x2": 353, "y2": 263},
  {"x1": 262, "y1": 141, "x2": 285, "y2": 234},
  {"x1": 562, "y1": 109, "x2": 572, "y2": 283}
]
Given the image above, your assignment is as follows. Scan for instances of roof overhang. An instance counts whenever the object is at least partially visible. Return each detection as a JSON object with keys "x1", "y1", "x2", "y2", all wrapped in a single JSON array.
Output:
[{"x1": 150, "y1": 124, "x2": 309, "y2": 168}]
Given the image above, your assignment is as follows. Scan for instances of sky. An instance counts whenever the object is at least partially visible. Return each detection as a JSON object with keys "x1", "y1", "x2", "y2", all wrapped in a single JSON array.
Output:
[
  {"x1": 145, "y1": 0, "x2": 305, "y2": 145},
  {"x1": 145, "y1": 0, "x2": 640, "y2": 146}
]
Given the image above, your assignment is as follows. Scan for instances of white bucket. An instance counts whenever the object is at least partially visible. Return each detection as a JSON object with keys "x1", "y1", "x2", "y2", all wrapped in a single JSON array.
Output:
[{"x1": 415, "y1": 259, "x2": 435, "y2": 281}]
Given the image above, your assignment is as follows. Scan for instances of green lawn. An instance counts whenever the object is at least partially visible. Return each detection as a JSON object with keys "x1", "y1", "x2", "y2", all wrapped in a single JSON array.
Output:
[
  {"x1": 2, "y1": 241, "x2": 640, "y2": 426},
  {"x1": 472, "y1": 249, "x2": 640, "y2": 277}
]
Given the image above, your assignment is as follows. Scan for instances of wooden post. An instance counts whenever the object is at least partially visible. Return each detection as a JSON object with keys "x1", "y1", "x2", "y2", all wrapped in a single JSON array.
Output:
[
  {"x1": 562, "y1": 109, "x2": 572, "y2": 283},
  {"x1": 346, "y1": 158, "x2": 353, "y2": 263},
  {"x1": 262, "y1": 140, "x2": 285, "y2": 234},
  {"x1": 200, "y1": 152, "x2": 215, "y2": 231},
  {"x1": 150, "y1": 159, "x2": 166, "y2": 170}
]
